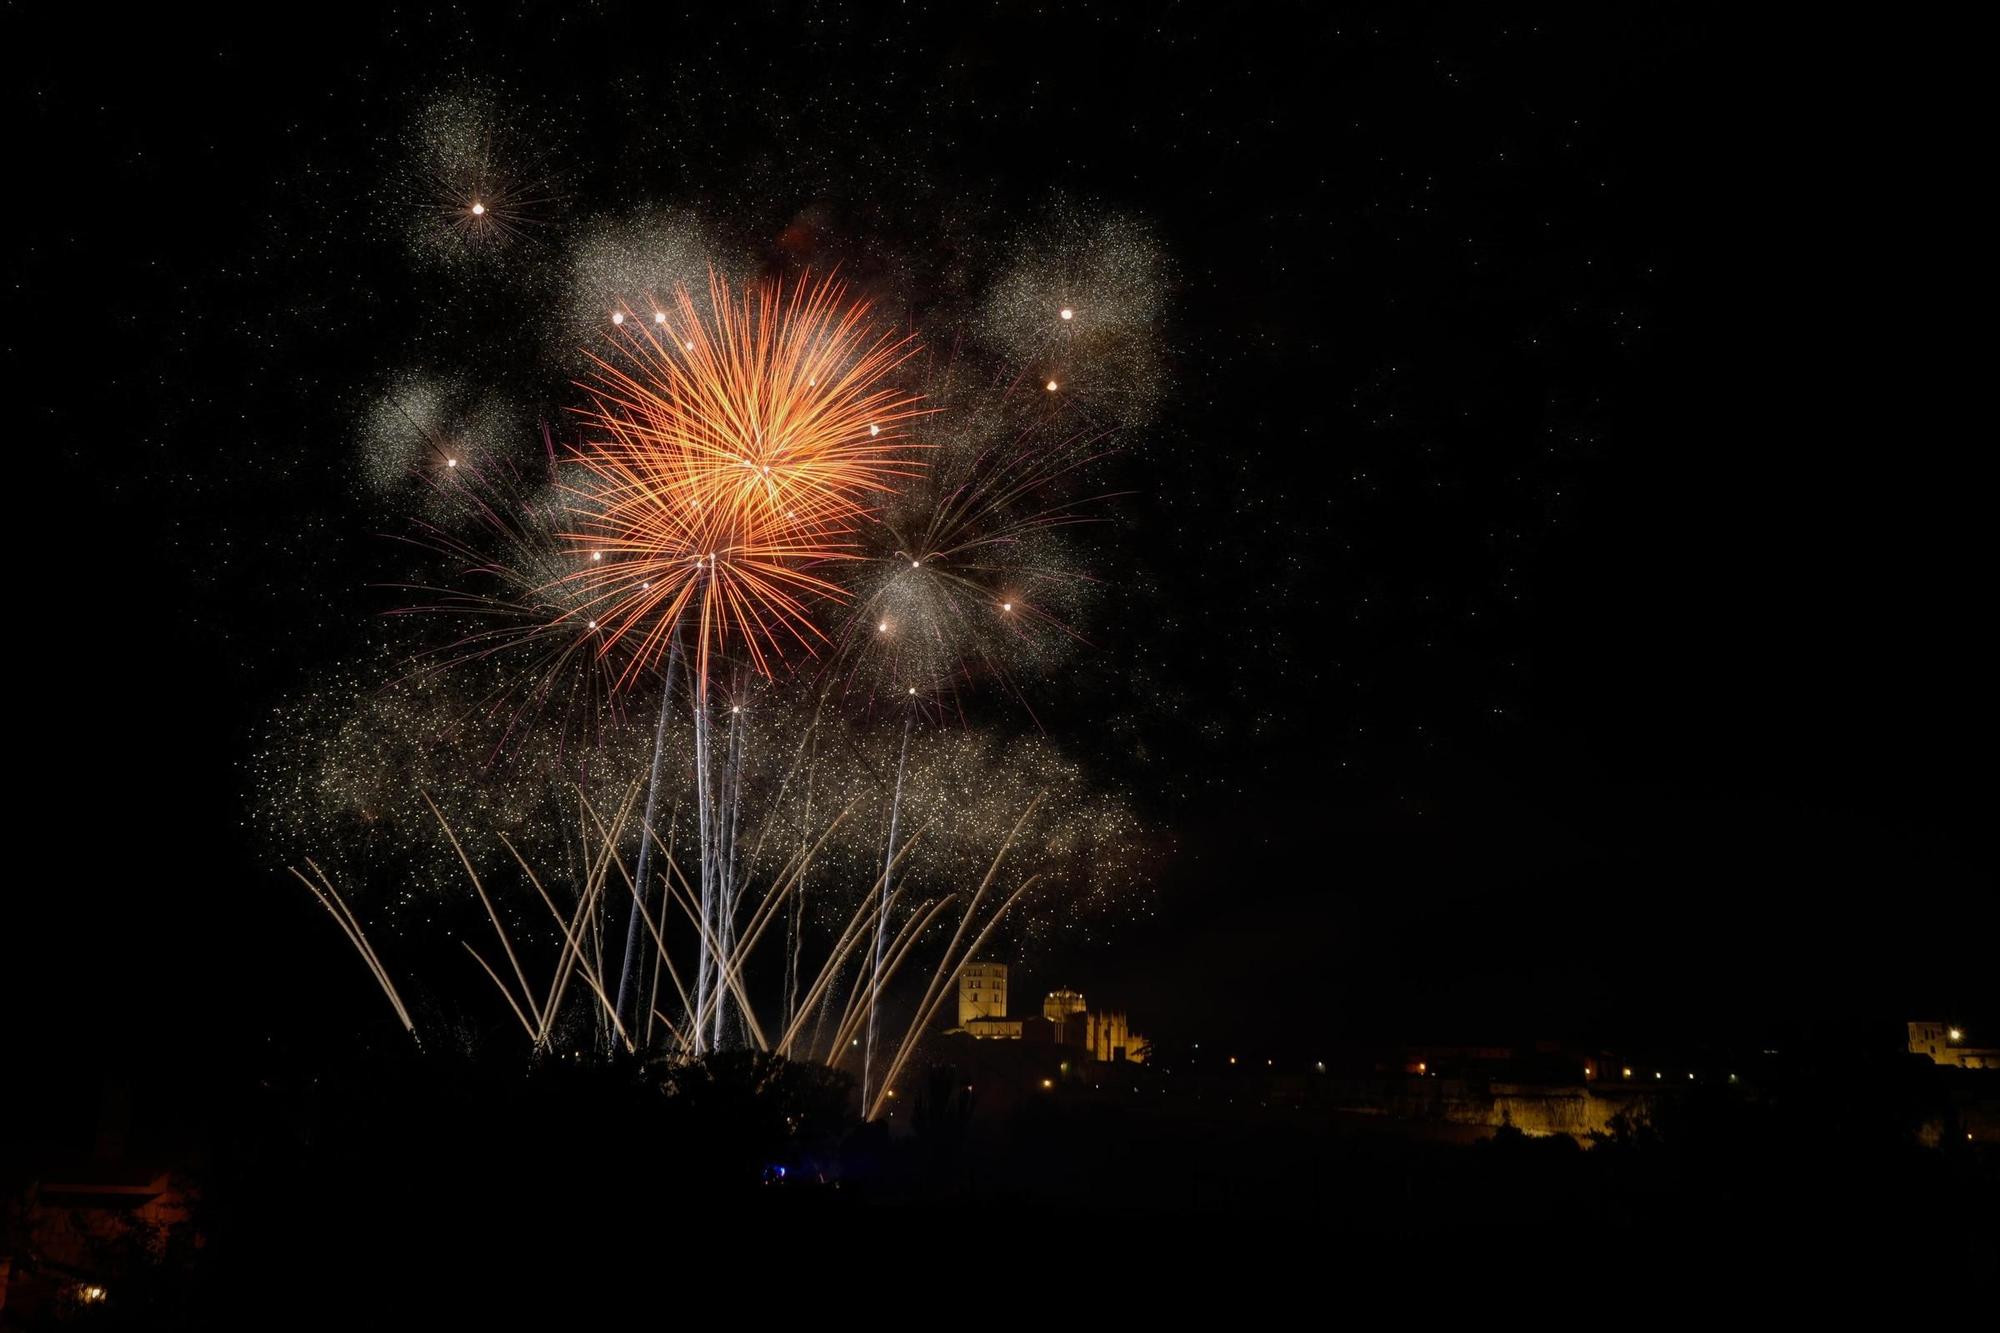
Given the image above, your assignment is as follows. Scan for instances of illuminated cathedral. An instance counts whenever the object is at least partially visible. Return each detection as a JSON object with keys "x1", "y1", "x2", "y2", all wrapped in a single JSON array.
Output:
[{"x1": 947, "y1": 962, "x2": 1148, "y2": 1063}]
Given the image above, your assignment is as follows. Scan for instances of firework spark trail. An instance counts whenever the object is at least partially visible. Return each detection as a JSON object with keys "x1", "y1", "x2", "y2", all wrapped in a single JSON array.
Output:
[
  {"x1": 546, "y1": 791, "x2": 644, "y2": 1053},
  {"x1": 860, "y1": 705, "x2": 914, "y2": 1111},
  {"x1": 655, "y1": 856, "x2": 768, "y2": 1051},
  {"x1": 580, "y1": 797, "x2": 754, "y2": 1050},
  {"x1": 783, "y1": 722, "x2": 820, "y2": 1034},
  {"x1": 495, "y1": 828, "x2": 608, "y2": 1046},
  {"x1": 773, "y1": 877, "x2": 898, "y2": 1059},
  {"x1": 829, "y1": 889, "x2": 955, "y2": 1066},
  {"x1": 870, "y1": 874, "x2": 1041, "y2": 1121},
  {"x1": 604, "y1": 772, "x2": 864, "y2": 1056},
  {"x1": 865, "y1": 796, "x2": 1043, "y2": 1116},
  {"x1": 423, "y1": 790, "x2": 543, "y2": 1032},
  {"x1": 713, "y1": 696, "x2": 749, "y2": 1048},
  {"x1": 286, "y1": 862, "x2": 417, "y2": 1041},
  {"x1": 776, "y1": 817, "x2": 940, "y2": 1060},
  {"x1": 692, "y1": 684, "x2": 718, "y2": 1053},
  {"x1": 613, "y1": 635, "x2": 682, "y2": 1032},
  {"x1": 894, "y1": 795, "x2": 1039, "y2": 1059},
  {"x1": 290, "y1": 760, "x2": 1077, "y2": 1107},
  {"x1": 531, "y1": 786, "x2": 641, "y2": 1048},
  {"x1": 723, "y1": 680, "x2": 842, "y2": 1041},
  {"x1": 620, "y1": 832, "x2": 696, "y2": 1036},
  {"x1": 662, "y1": 804, "x2": 854, "y2": 1054},
  {"x1": 463, "y1": 941, "x2": 539, "y2": 1042},
  {"x1": 641, "y1": 801, "x2": 687, "y2": 1047}
]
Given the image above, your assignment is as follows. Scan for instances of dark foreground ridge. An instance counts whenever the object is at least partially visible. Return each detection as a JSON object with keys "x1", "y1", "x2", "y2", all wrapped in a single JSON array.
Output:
[{"x1": 7, "y1": 1035, "x2": 1996, "y2": 1322}]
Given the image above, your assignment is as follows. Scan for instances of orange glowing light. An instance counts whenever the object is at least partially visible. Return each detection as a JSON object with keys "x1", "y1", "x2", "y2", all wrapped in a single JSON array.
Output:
[{"x1": 559, "y1": 272, "x2": 928, "y2": 691}]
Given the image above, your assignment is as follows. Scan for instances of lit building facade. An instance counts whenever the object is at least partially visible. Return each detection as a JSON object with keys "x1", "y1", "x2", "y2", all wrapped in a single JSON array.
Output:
[
  {"x1": 949, "y1": 966, "x2": 1147, "y2": 1062},
  {"x1": 1909, "y1": 1021, "x2": 2000, "y2": 1070},
  {"x1": 959, "y1": 962, "x2": 1009, "y2": 1027},
  {"x1": 1082, "y1": 1010, "x2": 1139, "y2": 1063}
]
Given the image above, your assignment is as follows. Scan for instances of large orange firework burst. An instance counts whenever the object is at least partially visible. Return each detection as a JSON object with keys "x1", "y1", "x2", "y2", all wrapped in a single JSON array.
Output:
[{"x1": 557, "y1": 272, "x2": 927, "y2": 691}]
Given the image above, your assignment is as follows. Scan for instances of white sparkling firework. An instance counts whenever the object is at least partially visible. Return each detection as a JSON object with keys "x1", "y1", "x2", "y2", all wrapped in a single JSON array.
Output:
[
  {"x1": 977, "y1": 207, "x2": 1170, "y2": 427},
  {"x1": 251, "y1": 648, "x2": 671, "y2": 904},
  {"x1": 552, "y1": 211, "x2": 746, "y2": 370},
  {"x1": 396, "y1": 87, "x2": 563, "y2": 268},
  {"x1": 358, "y1": 372, "x2": 529, "y2": 526}
]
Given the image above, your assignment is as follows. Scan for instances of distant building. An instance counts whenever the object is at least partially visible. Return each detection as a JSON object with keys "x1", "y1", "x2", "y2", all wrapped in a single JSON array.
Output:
[
  {"x1": 1082, "y1": 1010, "x2": 1141, "y2": 1063},
  {"x1": 1043, "y1": 988, "x2": 1086, "y2": 1022},
  {"x1": 1909, "y1": 1022, "x2": 2000, "y2": 1070},
  {"x1": 959, "y1": 962, "x2": 1008, "y2": 1026},
  {"x1": 949, "y1": 964, "x2": 1147, "y2": 1062},
  {"x1": 963, "y1": 1015, "x2": 1032, "y2": 1041}
]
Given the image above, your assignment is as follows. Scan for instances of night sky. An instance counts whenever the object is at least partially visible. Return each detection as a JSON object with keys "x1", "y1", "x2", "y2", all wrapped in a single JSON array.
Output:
[{"x1": 12, "y1": 6, "x2": 1987, "y2": 1077}]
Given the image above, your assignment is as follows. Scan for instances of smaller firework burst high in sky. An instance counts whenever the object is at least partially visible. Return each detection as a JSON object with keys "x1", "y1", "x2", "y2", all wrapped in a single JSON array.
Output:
[{"x1": 399, "y1": 87, "x2": 562, "y2": 266}]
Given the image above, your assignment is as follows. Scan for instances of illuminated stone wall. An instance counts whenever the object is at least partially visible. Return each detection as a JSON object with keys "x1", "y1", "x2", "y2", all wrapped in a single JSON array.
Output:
[
  {"x1": 958, "y1": 962, "x2": 1008, "y2": 1026},
  {"x1": 1360, "y1": 1079, "x2": 1657, "y2": 1140},
  {"x1": 1908, "y1": 1021, "x2": 2000, "y2": 1070},
  {"x1": 1084, "y1": 1010, "x2": 1148, "y2": 1064},
  {"x1": 964, "y1": 1016, "x2": 1025, "y2": 1040}
]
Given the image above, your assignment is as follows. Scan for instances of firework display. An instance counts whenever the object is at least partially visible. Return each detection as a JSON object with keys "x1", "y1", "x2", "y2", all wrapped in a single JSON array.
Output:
[
  {"x1": 395, "y1": 86, "x2": 563, "y2": 269},
  {"x1": 976, "y1": 208, "x2": 1171, "y2": 428},
  {"x1": 252, "y1": 87, "x2": 1170, "y2": 1111},
  {"x1": 555, "y1": 211, "x2": 744, "y2": 371},
  {"x1": 564, "y1": 271, "x2": 927, "y2": 686}
]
